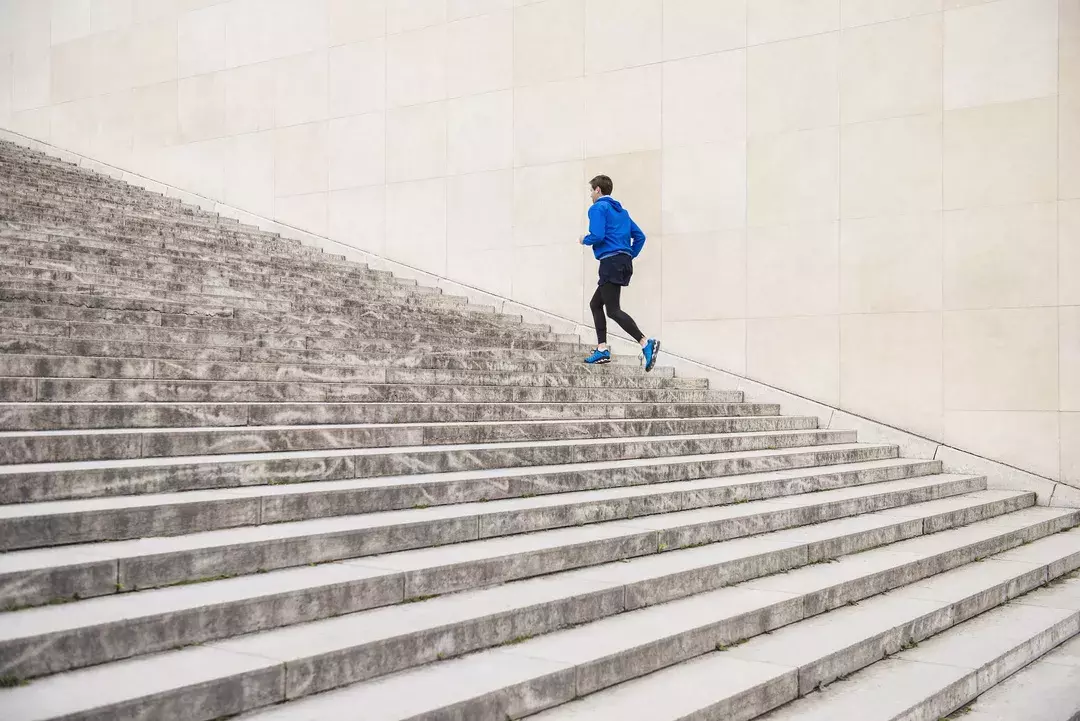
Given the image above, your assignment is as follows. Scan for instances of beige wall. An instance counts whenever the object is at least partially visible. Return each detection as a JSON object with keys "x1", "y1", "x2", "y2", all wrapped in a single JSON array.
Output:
[{"x1": 0, "y1": 0, "x2": 1077, "y2": 487}]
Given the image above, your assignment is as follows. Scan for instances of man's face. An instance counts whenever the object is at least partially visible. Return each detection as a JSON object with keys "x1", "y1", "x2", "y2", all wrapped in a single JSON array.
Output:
[{"x1": 589, "y1": 185, "x2": 601, "y2": 204}]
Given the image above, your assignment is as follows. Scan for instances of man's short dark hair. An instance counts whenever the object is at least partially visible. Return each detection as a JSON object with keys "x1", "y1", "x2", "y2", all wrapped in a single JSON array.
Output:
[{"x1": 590, "y1": 175, "x2": 613, "y2": 196}]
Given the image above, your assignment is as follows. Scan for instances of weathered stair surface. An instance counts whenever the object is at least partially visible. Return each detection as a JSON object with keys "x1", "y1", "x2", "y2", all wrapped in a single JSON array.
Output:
[
  {"x1": 0, "y1": 138, "x2": 1076, "y2": 721},
  {"x1": 949, "y1": 631, "x2": 1080, "y2": 721}
]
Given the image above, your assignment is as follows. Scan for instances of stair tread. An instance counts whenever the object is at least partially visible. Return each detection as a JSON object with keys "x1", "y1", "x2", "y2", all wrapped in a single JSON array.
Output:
[
  {"x1": 0, "y1": 466, "x2": 943, "y2": 562},
  {"x1": 952, "y1": 633, "x2": 1080, "y2": 721},
  {"x1": 0, "y1": 343, "x2": 656, "y2": 369},
  {"x1": 0, "y1": 415, "x2": 787, "y2": 439},
  {"x1": 0, "y1": 457, "x2": 939, "y2": 518},
  {"x1": 0, "y1": 364, "x2": 694, "y2": 388},
  {"x1": 0, "y1": 400, "x2": 743, "y2": 407},
  {"x1": 2, "y1": 416, "x2": 815, "y2": 462},
  {"x1": 7, "y1": 374, "x2": 696, "y2": 389},
  {"x1": 0, "y1": 430, "x2": 852, "y2": 475},
  {"x1": 757, "y1": 573, "x2": 1080, "y2": 721}
]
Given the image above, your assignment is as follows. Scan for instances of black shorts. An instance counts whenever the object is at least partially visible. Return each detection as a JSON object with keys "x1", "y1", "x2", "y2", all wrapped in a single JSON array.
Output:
[{"x1": 598, "y1": 254, "x2": 633, "y2": 287}]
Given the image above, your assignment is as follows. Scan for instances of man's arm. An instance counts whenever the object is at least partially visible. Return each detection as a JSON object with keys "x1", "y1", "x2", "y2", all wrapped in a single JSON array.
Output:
[
  {"x1": 629, "y1": 218, "x2": 646, "y2": 257},
  {"x1": 581, "y1": 204, "x2": 606, "y2": 246}
]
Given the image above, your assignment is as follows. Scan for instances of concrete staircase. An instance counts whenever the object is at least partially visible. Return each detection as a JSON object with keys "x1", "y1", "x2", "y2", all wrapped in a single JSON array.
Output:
[{"x1": 0, "y1": 138, "x2": 1077, "y2": 721}]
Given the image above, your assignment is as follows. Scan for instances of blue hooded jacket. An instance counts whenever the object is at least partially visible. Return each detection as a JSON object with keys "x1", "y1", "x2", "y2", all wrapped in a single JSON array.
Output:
[{"x1": 582, "y1": 196, "x2": 646, "y2": 260}]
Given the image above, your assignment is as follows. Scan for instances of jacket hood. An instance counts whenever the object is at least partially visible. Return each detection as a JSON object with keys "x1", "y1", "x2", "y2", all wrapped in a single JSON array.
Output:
[{"x1": 596, "y1": 196, "x2": 624, "y2": 213}]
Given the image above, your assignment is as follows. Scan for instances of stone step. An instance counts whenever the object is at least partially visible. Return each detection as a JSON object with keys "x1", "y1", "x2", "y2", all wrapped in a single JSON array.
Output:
[
  {"x1": 524, "y1": 527, "x2": 1080, "y2": 721},
  {"x1": 0, "y1": 165, "x2": 163, "y2": 195},
  {"x1": 0, "y1": 256, "x2": 435, "y2": 305},
  {"x1": 0, "y1": 399, "x2": 763, "y2": 432},
  {"x1": 949, "y1": 633, "x2": 1080, "y2": 721},
  {"x1": 0, "y1": 184, "x2": 192, "y2": 213},
  {"x1": 0, "y1": 282, "x2": 504, "y2": 319},
  {"x1": 0, "y1": 234, "x2": 362, "y2": 273},
  {"x1": 0, "y1": 300, "x2": 552, "y2": 335},
  {"x1": 0, "y1": 194, "x2": 270, "y2": 235},
  {"x1": 0, "y1": 192, "x2": 274, "y2": 233},
  {"x1": 0, "y1": 150, "x2": 158, "y2": 180},
  {"x1": 1, "y1": 413, "x2": 783, "y2": 465},
  {"x1": 0, "y1": 241, "x2": 375, "y2": 279},
  {"x1": 0, "y1": 187, "x2": 206, "y2": 213},
  {"x1": 0, "y1": 278, "x2": 281, "y2": 309},
  {"x1": 0, "y1": 304, "x2": 550, "y2": 342},
  {"x1": 0, "y1": 253, "x2": 429, "y2": 296},
  {"x1": 0, "y1": 295, "x2": 545, "y2": 338},
  {"x1": 0, "y1": 218, "x2": 303, "y2": 244},
  {"x1": 0, "y1": 282, "x2": 543, "y2": 325},
  {"x1": 0, "y1": 307, "x2": 573, "y2": 344},
  {"x1": 0, "y1": 189, "x2": 149, "y2": 211},
  {"x1": 0, "y1": 323, "x2": 583, "y2": 354},
  {"x1": 0, "y1": 228, "x2": 360, "y2": 272},
  {"x1": 0, "y1": 211, "x2": 219, "y2": 235},
  {"x1": 0, "y1": 228, "x2": 329, "y2": 268},
  {"x1": 0, "y1": 217, "x2": 323, "y2": 262},
  {"x1": 0, "y1": 286, "x2": 507, "y2": 326},
  {"x1": 0, "y1": 287, "x2": 280, "y2": 318},
  {"x1": 0, "y1": 278, "x2": 475, "y2": 314},
  {"x1": 0, "y1": 485, "x2": 1018, "y2": 680},
  {"x1": 0, "y1": 334, "x2": 582, "y2": 366},
  {"x1": 4, "y1": 504, "x2": 1073, "y2": 721},
  {"x1": 0, "y1": 228, "x2": 319, "y2": 271},
  {"x1": 0, "y1": 250, "x2": 439, "y2": 302},
  {"x1": 412, "y1": 352, "x2": 655, "y2": 373},
  {"x1": 0, "y1": 462, "x2": 951, "y2": 606},
  {"x1": 219, "y1": 508, "x2": 1079, "y2": 721},
  {"x1": 3, "y1": 375, "x2": 721, "y2": 404},
  {"x1": 0, "y1": 162, "x2": 162, "y2": 190},
  {"x1": 0, "y1": 433, "x2": 864, "y2": 504},
  {"x1": 0, "y1": 230, "x2": 346, "y2": 281},
  {"x1": 0, "y1": 180, "x2": 183, "y2": 209},
  {"x1": 0, "y1": 199, "x2": 314, "y2": 244},
  {"x1": 0, "y1": 350, "x2": 664, "y2": 382},
  {"x1": 0, "y1": 315, "x2": 576, "y2": 350},
  {"x1": 0, "y1": 147, "x2": 116, "y2": 164},
  {"x1": 0, "y1": 195, "x2": 260, "y2": 238},
  {"x1": 3, "y1": 193, "x2": 201, "y2": 223},
  {"x1": 0, "y1": 171, "x2": 179, "y2": 196},
  {"x1": 754, "y1": 566, "x2": 1080, "y2": 721},
  {"x1": 1, "y1": 445, "x2": 923, "y2": 552},
  {"x1": 0, "y1": 355, "x2": 700, "y2": 393},
  {"x1": 0, "y1": 337, "x2": 659, "y2": 374},
  {"x1": 0, "y1": 160, "x2": 191, "y2": 194},
  {"x1": 0, "y1": 282, "x2": 294, "y2": 313}
]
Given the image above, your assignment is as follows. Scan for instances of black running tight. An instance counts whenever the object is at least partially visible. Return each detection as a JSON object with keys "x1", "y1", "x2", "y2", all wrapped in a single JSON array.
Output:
[{"x1": 590, "y1": 283, "x2": 644, "y2": 345}]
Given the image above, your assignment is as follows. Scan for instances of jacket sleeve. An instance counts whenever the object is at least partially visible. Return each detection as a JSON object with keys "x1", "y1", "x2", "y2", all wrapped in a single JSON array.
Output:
[
  {"x1": 582, "y1": 204, "x2": 606, "y2": 246},
  {"x1": 629, "y1": 217, "x2": 646, "y2": 258}
]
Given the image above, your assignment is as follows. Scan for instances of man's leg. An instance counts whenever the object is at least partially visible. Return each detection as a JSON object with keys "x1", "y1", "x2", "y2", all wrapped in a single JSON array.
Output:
[
  {"x1": 589, "y1": 286, "x2": 608, "y2": 347},
  {"x1": 599, "y1": 283, "x2": 645, "y2": 343}
]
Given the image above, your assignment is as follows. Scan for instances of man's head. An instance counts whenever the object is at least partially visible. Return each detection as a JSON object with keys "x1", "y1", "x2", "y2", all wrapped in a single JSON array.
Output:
[{"x1": 589, "y1": 175, "x2": 613, "y2": 204}]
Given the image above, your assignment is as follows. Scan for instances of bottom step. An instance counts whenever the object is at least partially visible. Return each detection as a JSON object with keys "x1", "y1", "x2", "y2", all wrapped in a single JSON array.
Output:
[
  {"x1": 953, "y1": 633, "x2": 1080, "y2": 721},
  {"x1": 519, "y1": 530, "x2": 1080, "y2": 721},
  {"x1": 759, "y1": 569, "x2": 1080, "y2": 721}
]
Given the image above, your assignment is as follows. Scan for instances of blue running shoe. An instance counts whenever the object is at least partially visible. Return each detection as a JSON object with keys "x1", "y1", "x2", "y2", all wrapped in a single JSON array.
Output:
[
  {"x1": 642, "y1": 338, "x2": 661, "y2": 372},
  {"x1": 584, "y1": 348, "x2": 611, "y2": 365}
]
